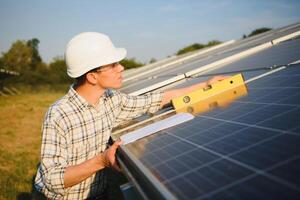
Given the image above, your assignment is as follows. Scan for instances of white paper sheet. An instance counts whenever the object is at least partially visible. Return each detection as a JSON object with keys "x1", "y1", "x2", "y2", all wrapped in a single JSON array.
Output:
[{"x1": 120, "y1": 113, "x2": 194, "y2": 145}]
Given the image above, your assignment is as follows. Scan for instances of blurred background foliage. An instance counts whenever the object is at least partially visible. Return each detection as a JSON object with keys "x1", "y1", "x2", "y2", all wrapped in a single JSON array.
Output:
[{"x1": 0, "y1": 27, "x2": 271, "y2": 91}]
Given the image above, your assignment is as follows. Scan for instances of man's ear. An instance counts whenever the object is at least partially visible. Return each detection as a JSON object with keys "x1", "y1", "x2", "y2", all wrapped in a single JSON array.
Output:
[{"x1": 86, "y1": 72, "x2": 98, "y2": 85}]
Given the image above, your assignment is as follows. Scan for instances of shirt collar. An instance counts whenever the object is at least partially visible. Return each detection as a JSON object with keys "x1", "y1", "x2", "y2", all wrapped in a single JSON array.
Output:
[
  {"x1": 67, "y1": 85, "x2": 113, "y2": 110},
  {"x1": 67, "y1": 85, "x2": 90, "y2": 110},
  {"x1": 103, "y1": 89, "x2": 114, "y2": 100}
]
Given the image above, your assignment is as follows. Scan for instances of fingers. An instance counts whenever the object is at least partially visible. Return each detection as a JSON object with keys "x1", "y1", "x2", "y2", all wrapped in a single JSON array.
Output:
[
  {"x1": 109, "y1": 140, "x2": 122, "y2": 153},
  {"x1": 103, "y1": 140, "x2": 123, "y2": 171},
  {"x1": 112, "y1": 140, "x2": 123, "y2": 148}
]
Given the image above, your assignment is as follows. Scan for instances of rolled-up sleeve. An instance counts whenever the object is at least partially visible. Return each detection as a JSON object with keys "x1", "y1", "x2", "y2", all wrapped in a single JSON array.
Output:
[
  {"x1": 35, "y1": 110, "x2": 68, "y2": 198},
  {"x1": 113, "y1": 91, "x2": 164, "y2": 125}
]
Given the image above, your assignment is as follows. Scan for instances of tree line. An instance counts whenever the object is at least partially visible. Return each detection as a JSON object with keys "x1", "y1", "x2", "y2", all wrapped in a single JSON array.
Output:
[
  {"x1": 177, "y1": 27, "x2": 272, "y2": 55},
  {"x1": 0, "y1": 39, "x2": 145, "y2": 87},
  {"x1": 0, "y1": 27, "x2": 271, "y2": 88}
]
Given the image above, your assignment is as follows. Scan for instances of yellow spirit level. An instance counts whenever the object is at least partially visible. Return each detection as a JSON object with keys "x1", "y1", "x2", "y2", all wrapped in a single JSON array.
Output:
[
  {"x1": 171, "y1": 74, "x2": 246, "y2": 111},
  {"x1": 175, "y1": 84, "x2": 248, "y2": 115}
]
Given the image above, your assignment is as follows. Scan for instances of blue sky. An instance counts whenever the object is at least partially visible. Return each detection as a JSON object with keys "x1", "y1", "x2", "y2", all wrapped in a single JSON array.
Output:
[{"x1": 1, "y1": 0, "x2": 300, "y2": 64}]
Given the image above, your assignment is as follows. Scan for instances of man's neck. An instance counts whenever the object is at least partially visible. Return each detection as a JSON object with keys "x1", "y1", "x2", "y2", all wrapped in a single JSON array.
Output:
[{"x1": 75, "y1": 84, "x2": 105, "y2": 106}]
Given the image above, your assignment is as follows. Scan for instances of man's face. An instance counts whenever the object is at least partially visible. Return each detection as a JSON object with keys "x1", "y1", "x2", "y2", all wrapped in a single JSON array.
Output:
[{"x1": 96, "y1": 62, "x2": 124, "y2": 89}]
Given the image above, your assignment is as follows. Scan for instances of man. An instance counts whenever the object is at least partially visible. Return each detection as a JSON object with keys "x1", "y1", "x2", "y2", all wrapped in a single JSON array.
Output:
[{"x1": 35, "y1": 32, "x2": 226, "y2": 199}]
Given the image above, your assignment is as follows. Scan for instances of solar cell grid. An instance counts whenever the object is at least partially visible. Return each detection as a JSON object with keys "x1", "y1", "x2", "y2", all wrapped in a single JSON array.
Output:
[
  {"x1": 206, "y1": 175, "x2": 300, "y2": 200},
  {"x1": 231, "y1": 134, "x2": 300, "y2": 169},
  {"x1": 124, "y1": 65, "x2": 300, "y2": 199}
]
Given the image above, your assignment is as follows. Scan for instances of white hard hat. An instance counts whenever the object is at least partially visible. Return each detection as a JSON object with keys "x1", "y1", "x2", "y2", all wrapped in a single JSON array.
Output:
[{"x1": 65, "y1": 32, "x2": 127, "y2": 78}]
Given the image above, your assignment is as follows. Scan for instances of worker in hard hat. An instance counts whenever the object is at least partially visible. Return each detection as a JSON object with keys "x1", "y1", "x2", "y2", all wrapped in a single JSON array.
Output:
[{"x1": 34, "y1": 32, "x2": 226, "y2": 199}]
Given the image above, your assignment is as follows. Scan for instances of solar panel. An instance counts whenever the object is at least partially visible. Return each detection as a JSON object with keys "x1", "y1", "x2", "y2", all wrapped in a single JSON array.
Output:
[
  {"x1": 121, "y1": 23, "x2": 300, "y2": 95},
  {"x1": 166, "y1": 36, "x2": 300, "y2": 91},
  {"x1": 115, "y1": 23, "x2": 300, "y2": 199},
  {"x1": 119, "y1": 65, "x2": 300, "y2": 199}
]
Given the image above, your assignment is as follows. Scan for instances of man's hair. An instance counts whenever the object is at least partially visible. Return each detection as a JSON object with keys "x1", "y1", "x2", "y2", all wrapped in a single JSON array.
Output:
[
  {"x1": 74, "y1": 67, "x2": 101, "y2": 87},
  {"x1": 75, "y1": 74, "x2": 87, "y2": 87}
]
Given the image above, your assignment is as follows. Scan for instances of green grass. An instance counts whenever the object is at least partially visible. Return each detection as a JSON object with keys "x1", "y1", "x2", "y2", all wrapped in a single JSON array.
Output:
[{"x1": 0, "y1": 90, "x2": 127, "y2": 199}]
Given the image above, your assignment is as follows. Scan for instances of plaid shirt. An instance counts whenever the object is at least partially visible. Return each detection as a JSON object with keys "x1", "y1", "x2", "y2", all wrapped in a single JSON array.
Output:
[{"x1": 35, "y1": 86, "x2": 163, "y2": 199}]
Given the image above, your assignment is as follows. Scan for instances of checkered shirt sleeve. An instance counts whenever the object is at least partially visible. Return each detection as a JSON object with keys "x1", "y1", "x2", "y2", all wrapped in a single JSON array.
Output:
[
  {"x1": 110, "y1": 90, "x2": 164, "y2": 126},
  {"x1": 35, "y1": 107, "x2": 68, "y2": 199}
]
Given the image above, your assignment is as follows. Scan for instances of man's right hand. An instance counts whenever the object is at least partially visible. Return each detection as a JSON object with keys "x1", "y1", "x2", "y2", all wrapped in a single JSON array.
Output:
[
  {"x1": 64, "y1": 140, "x2": 123, "y2": 188},
  {"x1": 100, "y1": 140, "x2": 123, "y2": 171}
]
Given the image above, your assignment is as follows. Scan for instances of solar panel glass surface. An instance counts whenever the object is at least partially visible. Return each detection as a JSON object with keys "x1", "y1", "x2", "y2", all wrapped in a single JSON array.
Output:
[{"x1": 124, "y1": 65, "x2": 300, "y2": 199}]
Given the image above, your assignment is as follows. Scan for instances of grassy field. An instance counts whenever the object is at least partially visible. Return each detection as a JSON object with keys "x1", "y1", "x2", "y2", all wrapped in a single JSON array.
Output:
[{"x1": 0, "y1": 91, "x2": 127, "y2": 200}]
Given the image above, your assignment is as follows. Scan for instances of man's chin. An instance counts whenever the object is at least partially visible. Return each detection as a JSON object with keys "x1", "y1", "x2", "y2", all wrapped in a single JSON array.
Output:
[{"x1": 110, "y1": 84, "x2": 123, "y2": 89}]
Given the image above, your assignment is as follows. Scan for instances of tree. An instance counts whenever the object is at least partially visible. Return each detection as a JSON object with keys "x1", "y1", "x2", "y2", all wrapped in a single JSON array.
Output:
[
  {"x1": 0, "y1": 57, "x2": 3, "y2": 68},
  {"x1": 149, "y1": 58, "x2": 157, "y2": 64},
  {"x1": 48, "y1": 57, "x2": 72, "y2": 84},
  {"x1": 120, "y1": 58, "x2": 143, "y2": 70},
  {"x1": 177, "y1": 43, "x2": 203, "y2": 55},
  {"x1": 1, "y1": 38, "x2": 44, "y2": 74},
  {"x1": 0, "y1": 38, "x2": 51, "y2": 85},
  {"x1": 1, "y1": 40, "x2": 32, "y2": 72},
  {"x1": 176, "y1": 40, "x2": 221, "y2": 55},
  {"x1": 27, "y1": 38, "x2": 42, "y2": 70},
  {"x1": 248, "y1": 27, "x2": 272, "y2": 37},
  {"x1": 207, "y1": 40, "x2": 221, "y2": 47}
]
